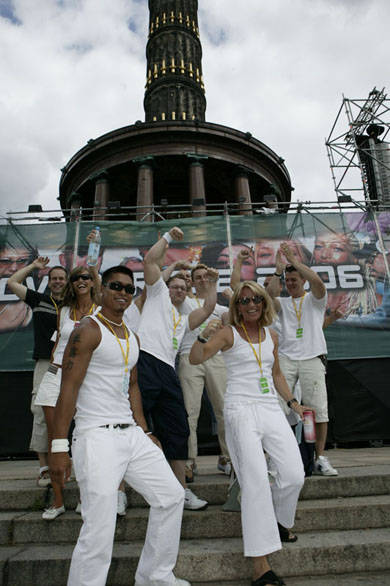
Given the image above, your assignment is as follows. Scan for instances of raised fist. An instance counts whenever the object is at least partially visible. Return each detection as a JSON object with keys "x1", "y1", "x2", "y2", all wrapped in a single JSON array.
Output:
[
  {"x1": 32, "y1": 256, "x2": 50, "y2": 270},
  {"x1": 169, "y1": 227, "x2": 184, "y2": 241}
]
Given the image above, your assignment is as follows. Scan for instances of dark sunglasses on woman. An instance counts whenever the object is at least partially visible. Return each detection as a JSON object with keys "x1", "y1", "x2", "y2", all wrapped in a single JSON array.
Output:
[
  {"x1": 107, "y1": 281, "x2": 135, "y2": 295},
  {"x1": 237, "y1": 295, "x2": 264, "y2": 305},
  {"x1": 70, "y1": 274, "x2": 92, "y2": 283}
]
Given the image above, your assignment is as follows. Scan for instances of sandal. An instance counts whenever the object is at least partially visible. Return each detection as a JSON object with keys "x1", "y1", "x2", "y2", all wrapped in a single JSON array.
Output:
[
  {"x1": 278, "y1": 522, "x2": 298, "y2": 543},
  {"x1": 252, "y1": 570, "x2": 286, "y2": 585}
]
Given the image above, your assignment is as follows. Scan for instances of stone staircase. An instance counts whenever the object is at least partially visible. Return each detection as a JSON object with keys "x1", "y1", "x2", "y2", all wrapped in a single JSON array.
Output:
[{"x1": 1, "y1": 464, "x2": 390, "y2": 585}]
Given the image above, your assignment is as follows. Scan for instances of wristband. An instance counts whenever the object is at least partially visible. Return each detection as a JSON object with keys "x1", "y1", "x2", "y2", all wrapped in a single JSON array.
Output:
[
  {"x1": 162, "y1": 232, "x2": 173, "y2": 244},
  {"x1": 197, "y1": 334, "x2": 208, "y2": 343},
  {"x1": 287, "y1": 398, "x2": 298, "y2": 409},
  {"x1": 51, "y1": 438, "x2": 69, "y2": 453},
  {"x1": 274, "y1": 272, "x2": 283, "y2": 277}
]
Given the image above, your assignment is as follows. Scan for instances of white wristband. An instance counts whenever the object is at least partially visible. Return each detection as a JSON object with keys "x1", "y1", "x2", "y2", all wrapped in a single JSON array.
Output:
[
  {"x1": 162, "y1": 232, "x2": 173, "y2": 244},
  {"x1": 51, "y1": 439, "x2": 69, "y2": 453}
]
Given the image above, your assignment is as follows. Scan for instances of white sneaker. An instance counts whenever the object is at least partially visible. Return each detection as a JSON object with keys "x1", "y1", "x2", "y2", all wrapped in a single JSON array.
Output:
[
  {"x1": 75, "y1": 502, "x2": 82, "y2": 514},
  {"x1": 217, "y1": 456, "x2": 232, "y2": 476},
  {"x1": 117, "y1": 489, "x2": 127, "y2": 516},
  {"x1": 174, "y1": 578, "x2": 191, "y2": 585},
  {"x1": 184, "y1": 488, "x2": 208, "y2": 511},
  {"x1": 42, "y1": 505, "x2": 65, "y2": 520},
  {"x1": 314, "y1": 455, "x2": 338, "y2": 476},
  {"x1": 37, "y1": 467, "x2": 51, "y2": 488}
]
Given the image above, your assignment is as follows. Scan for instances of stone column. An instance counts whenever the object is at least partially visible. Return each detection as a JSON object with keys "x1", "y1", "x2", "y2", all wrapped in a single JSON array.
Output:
[
  {"x1": 68, "y1": 192, "x2": 82, "y2": 222},
  {"x1": 235, "y1": 167, "x2": 252, "y2": 215},
  {"x1": 93, "y1": 171, "x2": 110, "y2": 222},
  {"x1": 134, "y1": 156, "x2": 154, "y2": 221},
  {"x1": 188, "y1": 155, "x2": 207, "y2": 216}
]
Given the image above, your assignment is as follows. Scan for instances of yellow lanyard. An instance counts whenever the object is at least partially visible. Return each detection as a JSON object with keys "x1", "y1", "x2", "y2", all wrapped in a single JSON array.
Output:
[
  {"x1": 98, "y1": 313, "x2": 130, "y2": 373},
  {"x1": 241, "y1": 322, "x2": 264, "y2": 376},
  {"x1": 172, "y1": 306, "x2": 182, "y2": 337},
  {"x1": 73, "y1": 303, "x2": 96, "y2": 323},
  {"x1": 50, "y1": 295, "x2": 59, "y2": 315},
  {"x1": 292, "y1": 293, "x2": 306, "y2": 328}
]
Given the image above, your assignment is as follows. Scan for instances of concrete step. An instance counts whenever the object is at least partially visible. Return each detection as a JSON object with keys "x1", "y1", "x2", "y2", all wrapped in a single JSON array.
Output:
[
  {"x1": 2, "y1": 529, "x2": 390, "y2": 585},
  {"x1": 1, "y1": 494, "x2": 390, "y2": 546},
  {"x1": 1, "y1": 466, "x2": 389, "y2": 511},
  {"x1": 190, "y1": 574, "x2": 390, "y2": 586}
]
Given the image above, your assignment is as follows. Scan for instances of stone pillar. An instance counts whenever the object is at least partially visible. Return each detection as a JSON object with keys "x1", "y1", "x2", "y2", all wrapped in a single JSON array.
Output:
[
  {"x1": 235, "y1": 167, "x2": 252, "y2": 216},
  {"x1": 188, "y1": 155, "x2": 207, "y2": 216},
  {"x1": 93, "y1": 171, "x2": 110, "y2": 222},
  {"x1": 68, "y1": 192, "x2": 82, "y2": 222},
  {"x1": 134, "y1": 156, "x2": 154, "y2": 221}
]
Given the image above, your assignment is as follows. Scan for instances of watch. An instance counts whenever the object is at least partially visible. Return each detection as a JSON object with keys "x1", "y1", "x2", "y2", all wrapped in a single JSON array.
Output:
[
  {"x1": 197, "y1": 334, "x2": 208, "y2": 344},
  {"x1": 274, "y1": 272, "x2": 283, "y2": 277},
  {"x1": 287, "y1": 398, "x2": 298, "y2": 408}
]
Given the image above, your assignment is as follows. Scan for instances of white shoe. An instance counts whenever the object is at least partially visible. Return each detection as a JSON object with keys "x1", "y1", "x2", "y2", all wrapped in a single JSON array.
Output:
[
  {"x1": 75, "y1": 502, "x2": 82, "y2": 514},
  {"x1": 117, "y1": 489, "x2": 127, "y2": 516},
  {"x1": 174, "y1": 578, "x2": 191, "y2": 585},
  {"x1": 184, "y1": 488, "x2": 208, "y2": 511},
  {"x1": 37, "y1": 467, "x2": 51, "y2": 488},
  {"x1": 42, "y1": 505, "x2": 65, "y2": 520},
  {"x1": 314, "y1": 455, "x2": 338, "y2": 476},
  {"x1": 217, "y1": 456, "x2": 232, "y2": 476}
]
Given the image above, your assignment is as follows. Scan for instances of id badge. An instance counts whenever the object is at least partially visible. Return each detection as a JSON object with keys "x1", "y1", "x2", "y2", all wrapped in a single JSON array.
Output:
[
  {"x1": 121, "y1": 370, "x2": 130, "y2": 396},
  {"x1": 260, "y1": 376, "x2": 269, "y2": 394},
  {"x1": 296, "y1": 327, "x2": 303, "y2": 339},
  {"x1": 172, "y1": 337, "x2": 178, "y2": 350},
  {"x1": 199, "y1": 323, "x2": 206, "y2": 331}
]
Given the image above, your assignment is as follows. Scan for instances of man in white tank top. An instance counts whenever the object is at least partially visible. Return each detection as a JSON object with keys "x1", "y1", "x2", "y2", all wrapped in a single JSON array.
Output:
[
  {"x1": 267, "y1": 243, "x2": 338, "y2": 477},
  {"x1": 50, "y1": 266, "x2": 190, "y2": 586}
]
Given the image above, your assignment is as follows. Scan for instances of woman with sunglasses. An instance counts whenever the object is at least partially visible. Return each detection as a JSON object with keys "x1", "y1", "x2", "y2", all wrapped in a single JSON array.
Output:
[
  {"x1": 189, "y1": 281, "x2": 307, "y2": 586},
  {"x1": 35, "y1": 265, "x2": 100, "y2": 520}
]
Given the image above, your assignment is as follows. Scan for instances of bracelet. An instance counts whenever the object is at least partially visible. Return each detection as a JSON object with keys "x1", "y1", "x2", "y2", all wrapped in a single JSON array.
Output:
[
  {"x1": 51, "y1": 438, "x2": 69, "y2": 453},
  {"x1": 274, "y1": 272, "x2": 283, "y2": 277},
  {"x1": 145, "y1": 431, "x2": 153, "y2": 436},
  {"x1": 162, "y1": 232, "x2": 173, "y2": 244},
  {"x1": 197, "y1": 334, "x2": 208, "y2": 343},
  {"x1": 287, "y1": 398, "x2": 298, "y2": 409}
]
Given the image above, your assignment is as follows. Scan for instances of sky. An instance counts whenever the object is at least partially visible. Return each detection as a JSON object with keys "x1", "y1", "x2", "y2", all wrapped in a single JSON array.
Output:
[{"x1": 0, "y1": 0, "x2": 389, "y2": 220}]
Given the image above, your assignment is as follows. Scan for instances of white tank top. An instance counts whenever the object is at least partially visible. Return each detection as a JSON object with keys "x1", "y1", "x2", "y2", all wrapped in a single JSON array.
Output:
[
  {"x1": 52, "y1": 307, "x2": 77, "y2": 365},
  {"x1": 222, "y1": 326, "x2": 279, "y2": 405},
  {"x1": 74, "y1": 315, "x2": 139, "y2": 432}
]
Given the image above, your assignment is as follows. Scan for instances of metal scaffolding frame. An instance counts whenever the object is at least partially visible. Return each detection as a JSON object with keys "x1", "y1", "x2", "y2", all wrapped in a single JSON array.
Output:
[{"x1": 326, "y1": 87, "x2": 390, "y2": 206}]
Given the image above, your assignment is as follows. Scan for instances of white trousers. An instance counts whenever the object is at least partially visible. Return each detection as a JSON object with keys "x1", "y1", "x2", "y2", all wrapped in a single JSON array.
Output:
[
  {"x1": 29, "y1": 358, "x2": 49, "y2": 453},
  {"x1": 178, "y1": 353, "x2": 228, "y2": 459},
  {"x1": 68, "y1": 425, "x2": 185, "y2": 586},
  {"x1": 224, "y1": 400, "x2": 304, "y2": 557}
]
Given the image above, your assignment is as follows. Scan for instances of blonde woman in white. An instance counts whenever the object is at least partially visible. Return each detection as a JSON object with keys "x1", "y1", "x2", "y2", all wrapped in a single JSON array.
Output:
[{"x1": 189, "y1": 281, "x2": 307, "y2": 586}]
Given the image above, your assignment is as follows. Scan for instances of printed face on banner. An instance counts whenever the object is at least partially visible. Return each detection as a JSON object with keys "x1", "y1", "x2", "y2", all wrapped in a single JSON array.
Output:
[{"x1": 313, "y1": 234, "x2": 355, "y2": 265}]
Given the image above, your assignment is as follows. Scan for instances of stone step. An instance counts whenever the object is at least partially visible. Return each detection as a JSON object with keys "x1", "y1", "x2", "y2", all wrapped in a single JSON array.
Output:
[
  {"x1": 1, "y1": 494, "x2": 390, "y2": 546},
  {"x1": 2, "y1": 529, "x2": 390, "y2": 586},
  {"x1": 1, "y1": 466, "x2": 389, "y2": 511},
  {"x1": 191, "y1": 574, "x2": 390, "y2": 586}
]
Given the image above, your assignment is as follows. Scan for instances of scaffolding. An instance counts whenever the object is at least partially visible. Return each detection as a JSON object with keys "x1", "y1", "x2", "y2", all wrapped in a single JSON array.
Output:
[{"x1": 326, "y1": 87, "x2": 390, "y2": 208}]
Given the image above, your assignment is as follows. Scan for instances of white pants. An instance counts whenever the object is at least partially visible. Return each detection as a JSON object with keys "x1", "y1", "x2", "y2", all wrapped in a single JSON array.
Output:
[
  {"x1": 179, "y1": 353, "x2": 228, "y2": 459},
  {"x1": 68, "y1": 425, "x2": 185, "y2": 586},
  {"x1": 29, "y1": 358, "x2": 49, "y2": 453},
  {"x1": 224, "y1": 400, "x2": 304, "y2": 557}
]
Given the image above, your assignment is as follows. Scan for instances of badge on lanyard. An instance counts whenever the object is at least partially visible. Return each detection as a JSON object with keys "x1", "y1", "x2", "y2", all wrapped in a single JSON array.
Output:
[
  {"x1": 173, "y1": 336, "x2": 178, "y2": 350},
  {"x1": 199, "y1": 322, "x2": 206, "y2": 331},
  {"x1": 121, "y1": 369, "x2": 130, "y2": 396},
  {"x1": 296, "y1": 327, "x2": 303, "y2": 338},
  {"x1": 260, "y1": 376, "x2": 270, "y2": 394}
]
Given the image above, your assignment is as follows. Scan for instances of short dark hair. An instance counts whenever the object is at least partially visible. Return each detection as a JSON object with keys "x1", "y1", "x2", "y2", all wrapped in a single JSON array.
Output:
[
  {"x1": 166, "y1": 274, "x2": 186, "y2": 287},
  {"x1": 102, "y1": 265, "x2": 134, "y2": 285},
  {"x1": 48, "y1": 266, "x2": 68, "y2": 279}
]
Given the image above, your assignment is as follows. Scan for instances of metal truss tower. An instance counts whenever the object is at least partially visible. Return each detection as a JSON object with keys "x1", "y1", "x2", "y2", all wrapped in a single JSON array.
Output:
[{"x1": 326, "y1": 87, "x2": 390, "y2": 209}]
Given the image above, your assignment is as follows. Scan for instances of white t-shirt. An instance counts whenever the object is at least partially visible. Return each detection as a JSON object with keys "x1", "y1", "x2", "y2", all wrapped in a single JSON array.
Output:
[
  {"x1": 277, "y1": 292, "x2": 327, "y2": 360},
  {"x1": 137, "y1": 277, "x2": 189, "y2": 368},
  {"x1": 179, "y1": 297, "x2": 227, "y2": 354},
  {"x1": 124, "y1": 303, "x2": 141, "y2": 333}
]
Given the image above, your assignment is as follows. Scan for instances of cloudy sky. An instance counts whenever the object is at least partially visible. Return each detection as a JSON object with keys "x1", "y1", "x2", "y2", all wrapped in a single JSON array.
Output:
[{"x1": 0, "y1": 0, "x2": 389, "y2": 219}]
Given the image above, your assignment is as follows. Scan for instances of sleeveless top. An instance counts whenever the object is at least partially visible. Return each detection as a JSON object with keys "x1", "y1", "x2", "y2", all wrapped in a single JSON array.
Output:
[
  {"x1": 52, "y1": 307, "x2": 77, "y2": 365},
  {"x1": 222, "y1": 326, "x2": 279, "y2": 405},
  {"x1": 74, "y1": 315, "x2": 139, "y2": 432}
]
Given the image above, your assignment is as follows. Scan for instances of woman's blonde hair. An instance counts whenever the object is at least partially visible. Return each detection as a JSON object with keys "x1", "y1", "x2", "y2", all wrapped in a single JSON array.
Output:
[
  {"x1": 228, "y1": 280, "x2": 276, "y2": 328},
  {"x1": 60, "y1": 266, "x2": 98, "y2": 308}
]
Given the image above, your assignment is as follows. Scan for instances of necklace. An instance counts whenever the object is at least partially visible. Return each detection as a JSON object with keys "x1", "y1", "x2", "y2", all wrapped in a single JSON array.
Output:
[
  {"x1": 98, "y1": 313, "x2": 123, "y2": 327},
  {"x1": 73, "y1": 303, "x2": 95, "y2": 322}
]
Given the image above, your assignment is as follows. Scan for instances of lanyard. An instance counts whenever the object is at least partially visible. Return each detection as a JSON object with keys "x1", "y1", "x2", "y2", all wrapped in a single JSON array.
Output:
[
  {"x1": 73, "y1": 303, "x2": 95, "y2": 323},
  {"x1": 172, "y1": 306, "x2": 182, "y2": 337},
  {"x1": 241, "y1": 322, "x2": 264, "y2": 376},
  {"x1": 98, "y1": 313, "x2": 130, "y2": 373},
  {"x1": 50, "y1": 295, "x2": 59, "y2": 315},
  {"x1": 292, "y1": 293, "x2": 306, "y2": 328}
]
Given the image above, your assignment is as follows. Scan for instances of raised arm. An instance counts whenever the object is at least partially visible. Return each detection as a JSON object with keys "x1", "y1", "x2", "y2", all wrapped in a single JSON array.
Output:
[
  {"x1": 50, "y1": 320, "x2": 100, "y2": 487},
  {"x1": 162, "y1": 259, "x2": 191, "y2": 282},
  {"x1": 189, "y1": 322, "x2": 233, "y2": 365},
  {"x1": 188, "y1": 268, "x2": 218, "y2": 330},
  {"x1": 86, "y1": 230, "x2": 102, "y2": 303},
  {"x1": 7, "y1": 256, "x2": 49, "y2": 300},
  {"x1": 281, "y1": 242, "x2": 326, "y2": 299},
  {"x1": 230, "y1": 249, "x2": 253, "y2": 291},
  {"x1": 266, "y1": 250, "x2": 284, "y2": 312},
  {"x1": 143, "y1": 227, "x2": 184, "y2": 286}
]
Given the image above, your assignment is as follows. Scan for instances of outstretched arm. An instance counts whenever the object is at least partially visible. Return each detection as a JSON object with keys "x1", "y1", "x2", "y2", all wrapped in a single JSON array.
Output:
[
  {"x1": 266, "y1": 250, "x2": 284, "y2": 312},
  {"x1": 7, "y1": 256, "x2": 49, "y2": 300},
  {"x1": 281, "y1": 242, "x2": 326, "y2": 299},
  {"x1": 143, "y1": 227, "x2": 184, "y2": 286},
  {"x1": 162, "y1": 259, "x2": 191, "y2": 282},
  {"x1": 188, "y1": 268, "x2": 218, "y2": 330},
  {"x1": 189, "y1": 322, "x2": 233, "y2": 364},
  {"x1": 230, "y1": 248, "x2": 253, "y2": 291}
]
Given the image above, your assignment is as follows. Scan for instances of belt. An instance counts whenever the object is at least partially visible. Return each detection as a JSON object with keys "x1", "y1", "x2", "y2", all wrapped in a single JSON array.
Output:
[
  {"x1": 99, "y1": 423, "x2": 131, "y2": 429},
  {"x1": 48, "y1": 364, "x2": 59, "y2": 375}
]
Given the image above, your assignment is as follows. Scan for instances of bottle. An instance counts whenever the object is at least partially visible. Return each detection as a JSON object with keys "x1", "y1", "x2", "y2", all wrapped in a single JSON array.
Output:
[
  {"x1": 303, "y1": 410, "x2": 316, "y2": 443},
  {"x1": 87, "y1": 227, "x2": 101, "y2": 266}
]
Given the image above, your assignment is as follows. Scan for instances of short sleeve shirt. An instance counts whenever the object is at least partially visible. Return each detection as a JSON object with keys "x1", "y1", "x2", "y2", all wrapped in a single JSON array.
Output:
[
  {"x1": 24, "y1": 290, "x2": 58, "y2": 360},
  {"x1": 137, "y1": 277, "x2": 189, "y2": 368}
]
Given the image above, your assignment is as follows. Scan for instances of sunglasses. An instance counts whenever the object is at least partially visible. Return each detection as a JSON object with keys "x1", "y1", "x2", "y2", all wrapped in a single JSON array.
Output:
[
  {"x1": 237, "y1": 295, "x2": 264, "y2": 305},
  {"x1": 0, "y1": 258, "x2": 30, "y2": 264},
  {"x1": 71, "y1": 274, "x2": 92, "y2": 283},
  {"x1": 107, "y1": 281, "x2": 135, "y2": 295}
]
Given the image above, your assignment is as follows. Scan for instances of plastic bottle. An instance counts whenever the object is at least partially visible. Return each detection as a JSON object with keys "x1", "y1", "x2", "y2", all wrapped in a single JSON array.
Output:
[
  {"x1": 87, "y1": 227, "x2": 101, "y2": 266},
  {"x1": 303, "y1": 410, "x2": 316, "y2": 443}
]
